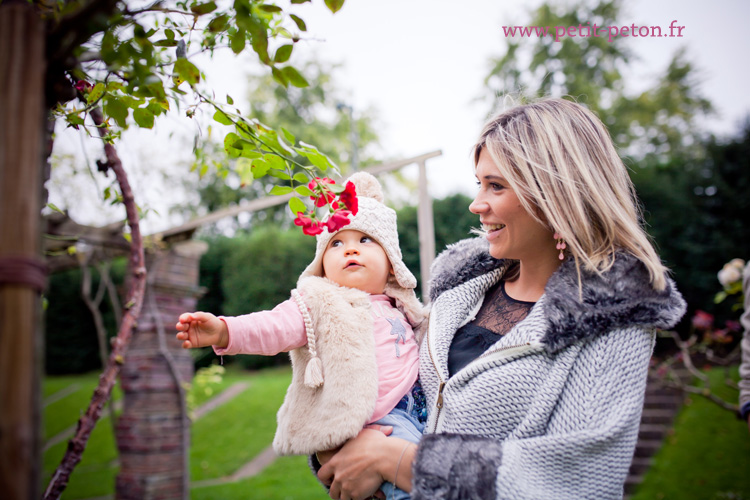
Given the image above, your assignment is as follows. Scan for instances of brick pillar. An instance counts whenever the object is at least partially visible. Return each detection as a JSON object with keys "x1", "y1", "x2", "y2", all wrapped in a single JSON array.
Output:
[{"x1": 116, "y1": 240, "x2": 208, "y2": 499}]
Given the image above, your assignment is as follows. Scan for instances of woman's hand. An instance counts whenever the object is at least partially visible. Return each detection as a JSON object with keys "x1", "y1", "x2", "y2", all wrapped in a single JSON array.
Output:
[{"x1": 318, "y1": 428, "x2": 405, "y2": 500}]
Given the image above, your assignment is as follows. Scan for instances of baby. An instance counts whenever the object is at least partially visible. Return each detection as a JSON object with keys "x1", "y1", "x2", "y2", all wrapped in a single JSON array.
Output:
[{"x1": 176, "y1": 172, "x2": 425, "y2": 500}]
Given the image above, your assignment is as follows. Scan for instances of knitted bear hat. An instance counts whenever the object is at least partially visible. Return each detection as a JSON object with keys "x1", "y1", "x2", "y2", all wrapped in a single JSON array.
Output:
[{"x1": 299, "y1": 171, "x2": 417, "y2": 290}]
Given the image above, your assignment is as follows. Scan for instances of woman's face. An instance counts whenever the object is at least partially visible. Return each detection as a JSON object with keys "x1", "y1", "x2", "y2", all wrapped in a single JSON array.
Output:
[{"x1": 469, "y1": 149, "x2": 556, "y2": 262}]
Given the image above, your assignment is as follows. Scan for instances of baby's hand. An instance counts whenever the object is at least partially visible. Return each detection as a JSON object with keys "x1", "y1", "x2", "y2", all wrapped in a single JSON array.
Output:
[{"x1": 175, "y1": 312, "x2": 228, "y2": 349}]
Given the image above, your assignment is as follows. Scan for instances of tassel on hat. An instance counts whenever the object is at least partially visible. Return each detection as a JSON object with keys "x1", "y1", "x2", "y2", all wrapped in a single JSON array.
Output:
[{"x1": 291, "y1": 289, "x2": 324, "y2": 388}]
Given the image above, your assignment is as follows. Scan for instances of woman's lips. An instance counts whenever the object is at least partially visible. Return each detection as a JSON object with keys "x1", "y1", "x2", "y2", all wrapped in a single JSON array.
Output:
[{"x1": 483, "y1": 223, "x2": 506, "y2": 241}]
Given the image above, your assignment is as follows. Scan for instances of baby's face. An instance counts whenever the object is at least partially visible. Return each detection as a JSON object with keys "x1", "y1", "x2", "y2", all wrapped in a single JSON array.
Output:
[{"x1": 322, "y1": 230, "x2": 392, "y2": 294}]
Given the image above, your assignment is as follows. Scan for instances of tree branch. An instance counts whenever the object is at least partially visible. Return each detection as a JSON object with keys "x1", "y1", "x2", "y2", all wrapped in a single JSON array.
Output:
[{"x1": 43, "y1": 105, "x2": 147, "y2": 500}]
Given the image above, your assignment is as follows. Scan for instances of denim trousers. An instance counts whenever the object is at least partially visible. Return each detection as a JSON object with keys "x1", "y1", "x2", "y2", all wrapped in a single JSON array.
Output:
[{"x1": 372, "y1": 387, "x2": 426, "y2": 500}]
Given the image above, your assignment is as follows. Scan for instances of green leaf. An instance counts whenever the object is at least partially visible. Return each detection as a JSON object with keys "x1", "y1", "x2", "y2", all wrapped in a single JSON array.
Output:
[
  {"x1": 224, "y1": 132, "x2": 243, "y2": 157},
  {"x1": 251, "y1": 158, "x2": 270, "y2": 178},
  {"x1": 227, "y1": 94, "x2": 234, "y2": 105},
  {"x1": 324, "y1": 0, "x2": 345, "y2": 13},
  {"x1": 264, "y1": 153, "x2": 287, "y2": 171},
  {"x1": 106, "y1": 81, "x2": 124, "y2": 92},
  {"x1": 281, "y1": 66, "x2": 309, "y2": 88},
  {"x1": 250, "y1": 29, "x2": 270, "y2": 65},
  {"x1": 293, "y1": 172, "x2": 308, "y2": 183},
  {"x1": 280, "y1": 127, "x2": 296, "y2": 145},
  {"x1": 190, "y1": 1, "x2": 218, "y2": 15},
  {"x1": 133, "y1": 107, "x2": 155, "y2": 129},
  {"x1": 239, "y1": 148, "x2": 262, "y2": 160},
  {"x1": 66, "y1": 113, "x2": 85, "y2": 128},
  {"x1": 146, "y1": 79, "x2": 167, "y2": 102},
  {"x1": 213, "y1": 109, "x2": 234, "y2": 126},
  {"x1": 295, "y1": 185, "x2": 314, "y2": 196},
  {"x1": 236, "y1": 121, "x2": 258, "y2": 140},
  {"x1": 288, "y1": 196, "x2": 307, "y2": 215},
  {"x1": 270, "y1": 185, "x2": 294, "y2": 195},
  {"x1": 297, "y1": 142, "x2": 337, "y2": 171},
  {"x1": 236, "y1": 157, "x2": 254, "y2": 186},
  {"x1": 165, "y1": 28, "x2": 175, "y2": 40},
  {"x1": 290, "y1": 14, "x2": 307, "y2": 32},
  {"x1": 46, "y1": 203, "x2": 66, "y2": 215},
  {"x1": 291, "y1": 0, "x2": 311, "y2": 4},
  {"x1": 146, "y1": 99, "x2": 167, "y2": 116},
  {"x1": 87, "y1": 82, "x2": 105, "y2": 104},
  {"x1": 154, "y1": 39, "x2": 179, "y2": 47},
  {"x1": 260, "y1": 129, "x2": 293, "y2": 155},
  {"x1": 174, "y1": 58, "x2": 201, "y2": 85},
  {"x1": 274, "y1": 44, "x2": 293, "y2": 63},
  {"x1": 230, "y1": 30, "x2": 246, "y2": 54},
  {"x1": 259, "y1": 4, "x2": 282, "y2": 13},
  {"x1": 104, "y1": 97, "x2": 129, "y2": 128},
  {"x1": 207, "y1": 14, "x2": 229, "y2": 33},
  {"x1": 268, "y1": 169, "x2": 291, "y2": 180},
  {"x1": 271, "y1": 66, "x2": 288, "y2": 87}
]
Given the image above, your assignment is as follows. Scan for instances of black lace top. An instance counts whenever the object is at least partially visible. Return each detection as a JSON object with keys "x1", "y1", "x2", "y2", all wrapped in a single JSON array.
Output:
[{"x1": 447, "y1": 280, "x2": 536, "y2": 377}]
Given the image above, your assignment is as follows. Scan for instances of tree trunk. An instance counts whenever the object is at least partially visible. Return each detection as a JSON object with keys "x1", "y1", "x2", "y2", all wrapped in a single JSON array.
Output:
[{"x1": 0, "y1": 2, "x2": 47, "y2": 498}]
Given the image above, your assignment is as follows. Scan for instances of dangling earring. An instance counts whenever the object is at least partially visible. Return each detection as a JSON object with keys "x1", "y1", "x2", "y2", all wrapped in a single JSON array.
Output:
[{"x1": 553, "y1": 233, "x2": 566, "y2": 261}]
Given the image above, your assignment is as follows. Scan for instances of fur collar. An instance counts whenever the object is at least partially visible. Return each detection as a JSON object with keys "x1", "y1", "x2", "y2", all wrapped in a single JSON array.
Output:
[{"x1": 428, "y1": 238, "x2": 687, "y2": 353}]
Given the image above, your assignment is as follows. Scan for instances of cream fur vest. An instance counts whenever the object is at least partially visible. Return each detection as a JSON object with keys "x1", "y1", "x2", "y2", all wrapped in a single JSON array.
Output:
[{"x1": 272, "y1": 276, "x2": 424, "y2": 456}]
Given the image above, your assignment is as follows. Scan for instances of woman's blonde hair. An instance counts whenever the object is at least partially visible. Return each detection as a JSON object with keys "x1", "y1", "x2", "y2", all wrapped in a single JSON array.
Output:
[{"x1": 473, "y1": 97, "x2": 667, "y2": 290}]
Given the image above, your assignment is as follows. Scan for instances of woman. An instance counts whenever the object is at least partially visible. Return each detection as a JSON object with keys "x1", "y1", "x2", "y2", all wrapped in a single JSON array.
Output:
[{"x1": 316, "y1": 98, "x2": 686, "y2": 500}]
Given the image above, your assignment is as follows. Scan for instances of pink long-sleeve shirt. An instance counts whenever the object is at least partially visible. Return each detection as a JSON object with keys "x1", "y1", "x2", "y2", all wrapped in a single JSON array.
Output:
[{"x1": 213, "y1": 294, "x2": 419, "y2": 423}]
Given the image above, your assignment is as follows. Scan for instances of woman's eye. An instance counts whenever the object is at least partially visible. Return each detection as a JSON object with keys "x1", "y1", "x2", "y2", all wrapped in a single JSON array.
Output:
[{"x1": 476, "y1": 180, "x2": 504, "y2": 192}]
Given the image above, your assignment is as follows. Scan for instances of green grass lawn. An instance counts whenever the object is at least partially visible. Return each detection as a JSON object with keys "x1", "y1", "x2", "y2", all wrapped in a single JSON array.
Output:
[
  {"x1": 41, "y1": 365, "x2": 329, "y2": 499},
  {"x1": 41, "y1": 364, "x2": 750, "y2": 499},
  {"x1": 631, "y1": 367, "x2": 750, "y2": 500}
]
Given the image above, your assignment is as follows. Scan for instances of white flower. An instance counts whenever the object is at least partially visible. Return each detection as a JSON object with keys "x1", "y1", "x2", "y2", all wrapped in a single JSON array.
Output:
[{"x1": 718, "y1": 258, "x2": 746, "y2": 288}]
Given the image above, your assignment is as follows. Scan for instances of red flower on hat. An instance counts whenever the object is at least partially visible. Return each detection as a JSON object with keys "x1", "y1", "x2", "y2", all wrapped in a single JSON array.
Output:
[
  {"x1": 325, "y1": 210, "x2": 351, "y2": 233},
  {"x1": 339, "y1": 181, "x2": 358, "y2": 215},
  {"x1": 294, "y1": 212, "x2": 324, "y2": 236},
  {"x1": 308, "y1": 177, "x2": 336, "y2": 207}
]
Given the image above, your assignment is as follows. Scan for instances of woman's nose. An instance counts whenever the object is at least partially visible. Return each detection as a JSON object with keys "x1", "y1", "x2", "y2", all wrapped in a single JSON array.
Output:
[{"x1": 469, "y1": 194, "x2": 486, "y2": 214}]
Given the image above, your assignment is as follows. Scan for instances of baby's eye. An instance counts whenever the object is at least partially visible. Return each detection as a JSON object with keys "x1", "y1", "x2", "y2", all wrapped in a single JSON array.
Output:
[
  {"x1": 360, "y1": 236, "x2": 373, "y2": 244},
  {"x1": 330, "y1": 240, "x2": 342, "y2": 247}
]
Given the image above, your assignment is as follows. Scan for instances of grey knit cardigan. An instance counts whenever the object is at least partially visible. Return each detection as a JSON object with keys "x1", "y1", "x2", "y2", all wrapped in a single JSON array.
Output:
[{"x1": 412, "y1": 238, "x2": 686, "y2": 500}]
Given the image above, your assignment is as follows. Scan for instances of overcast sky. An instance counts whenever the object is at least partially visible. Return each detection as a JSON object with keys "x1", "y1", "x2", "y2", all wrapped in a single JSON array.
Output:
[{"x1": 50, "y1": 0, "x2": 750, "y2": 233}]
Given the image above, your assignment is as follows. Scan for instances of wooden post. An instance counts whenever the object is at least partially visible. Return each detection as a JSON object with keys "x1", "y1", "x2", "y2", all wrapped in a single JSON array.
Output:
[
  {"x1": 0, "y1": 2, "x2": 46, "y2": 498},
  {"x1": 116, "y1": 240, "x2": 207, "y2": 499},
  {"x1": 417, "y1": 160, "x2": 435, "y2": 297}
]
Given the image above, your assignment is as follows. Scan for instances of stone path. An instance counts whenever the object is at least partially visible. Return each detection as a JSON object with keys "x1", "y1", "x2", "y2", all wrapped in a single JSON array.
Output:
[
  {"x1": 43, "y1": 399, "x2": 123, "y2": 452},
  {"x1": 624, "y1": 375, "x2": 685, "y2": 497},
  {"x1": 43, "y1": 383, "x2": 80, "y2": 407},
  {"x1": 193, "y1": 381, "x2": 249, "y2": 419},
  {"x1": 191, "y1": 445, "x2": 278, "y2": 488}
]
